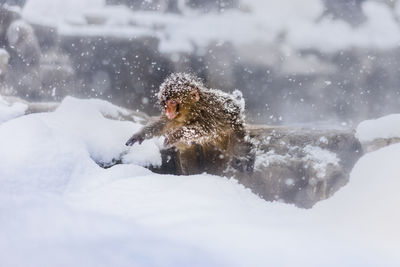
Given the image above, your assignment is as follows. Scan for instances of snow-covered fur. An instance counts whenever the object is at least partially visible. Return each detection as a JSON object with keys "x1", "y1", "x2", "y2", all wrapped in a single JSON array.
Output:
[{"x1": 158, "y1": 73, "x2": 246, "y2": 147}]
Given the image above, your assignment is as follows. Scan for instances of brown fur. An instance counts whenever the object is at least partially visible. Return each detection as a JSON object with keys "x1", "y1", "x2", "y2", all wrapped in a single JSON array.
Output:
[{"x1": 126, "y1": 73, "x2": 254, "y2": 175}]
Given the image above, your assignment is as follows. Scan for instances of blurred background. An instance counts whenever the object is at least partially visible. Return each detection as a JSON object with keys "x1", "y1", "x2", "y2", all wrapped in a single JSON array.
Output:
[{"x1": 1, "y1": 0, "x2": 400, "y2": 126}]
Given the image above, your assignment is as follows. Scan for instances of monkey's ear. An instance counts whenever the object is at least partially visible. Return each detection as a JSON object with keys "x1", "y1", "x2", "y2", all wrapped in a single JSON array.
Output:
[{"x1": 190, "y1": 90, "x2": 200, "y2": 102}]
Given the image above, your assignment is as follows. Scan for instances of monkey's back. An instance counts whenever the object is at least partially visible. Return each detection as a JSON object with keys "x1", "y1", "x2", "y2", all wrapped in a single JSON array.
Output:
[
  {"x1": 200, "y1": 89, "x2": 245, "y2": 130},
  {"x1": 177, "y1": 88, "x2": 246, "y2": 149}
]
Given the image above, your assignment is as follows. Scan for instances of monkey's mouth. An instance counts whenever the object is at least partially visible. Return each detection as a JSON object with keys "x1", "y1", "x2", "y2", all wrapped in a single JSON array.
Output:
[{"x1": 166, "y1": 104, "x2": 180, "y2": 120}]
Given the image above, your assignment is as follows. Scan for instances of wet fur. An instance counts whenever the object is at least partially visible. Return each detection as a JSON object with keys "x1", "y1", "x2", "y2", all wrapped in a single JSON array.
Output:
[{"x1": 126, "y1": 73, "x2": 254, "y2": 175}]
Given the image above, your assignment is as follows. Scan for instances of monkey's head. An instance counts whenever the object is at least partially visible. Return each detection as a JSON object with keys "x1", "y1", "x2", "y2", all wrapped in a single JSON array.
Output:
[{"x1": 158, "y1": 73, "x2": 203, "y2": 121}]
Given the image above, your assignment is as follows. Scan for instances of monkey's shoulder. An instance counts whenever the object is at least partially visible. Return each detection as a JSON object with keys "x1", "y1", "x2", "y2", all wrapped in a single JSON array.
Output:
[{"x1": 203, "y1": 90, "x2": 244, "y2": 116}]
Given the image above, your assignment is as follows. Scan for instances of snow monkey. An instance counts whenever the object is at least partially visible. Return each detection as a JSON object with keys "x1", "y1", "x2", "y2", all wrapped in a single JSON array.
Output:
[{"x1": 126, "y1": 73, "x2": 254, "y2": 175}]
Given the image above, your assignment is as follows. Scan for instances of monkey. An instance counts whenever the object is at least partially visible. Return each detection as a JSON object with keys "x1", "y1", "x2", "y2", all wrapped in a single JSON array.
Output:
[
  {"x1": 6, "y1": 19, "x2": 41, "y2": 69},
  {"x1": 5, "y1": 19, "x2": 42, "y2": 99},
  {"x1": 0, "y1": 4, "x2": 21, "y2": 47},
  {"x1": 0, "y1": 48, "x2": 9, "y2": 84},
  {"x1": 126, "y1": 72, "x2": 254, "y2": 175}
]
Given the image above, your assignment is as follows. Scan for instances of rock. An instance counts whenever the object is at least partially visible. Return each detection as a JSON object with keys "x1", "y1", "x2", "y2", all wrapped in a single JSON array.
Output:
[
  {"x1": 106, "y1": 0, "x2": 181, "y2": 13},
  {"x1": 241, "y1": 126, "x2": 363, "y2": 208},
  {"x1": 59, "y1": 34, "x2": 173, "y2": 114},
  {"x1": 150, "y1": 124, "x2": 363, "y2": 208},
  {"x1": 105, "y1": 0, "x2": 238, "y2": 13},
  {"x1": 30, "y1": 23, "x2": 58, "y2": 51},
  {"x1": 0, "y1": 0, "x2": 27, "y2": 7},
  {"x1": 360, "y1": 137, "x2": 400, "y2": 153},
  {"x1": 186, "y1": 0, "x2": 239, "y2": 12},
  {"x1": 320, "y1": 0, "x2": 366, "y2": 27},
  {"x1": 202, "y1": 41, "x2": 237, "y2": 90}
]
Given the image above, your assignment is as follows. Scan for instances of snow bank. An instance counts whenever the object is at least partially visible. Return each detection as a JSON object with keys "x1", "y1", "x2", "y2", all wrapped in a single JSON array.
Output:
[
  {"x1": 0, "y1": 95, "x2": 27, "y2": 124},
  {"x1": 356, "y1": 113, "x2": 400, "y2": 142},
  {"x1": 22, "y1": 0, "x2": 400, "y2": 53},
  {"x1": 0, "y1": 194, "x2": 221, "y2": 267},
  {"x1": 0, "y1": 97, "x2": 399, "y2": 266},
  {"x1": 0, "y1": 96, "x2": 160, "y2": 194},
  {"x1": 314, "y1": 143, "x2": 400, "y2": 259}
]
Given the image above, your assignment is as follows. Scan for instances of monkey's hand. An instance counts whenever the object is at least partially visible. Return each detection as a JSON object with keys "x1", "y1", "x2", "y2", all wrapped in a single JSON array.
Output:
[
  {"x1": 125, "y1": 133, "x2": 145, "y2": 146},
  {"x1": 126, "y1": 116, "x2": 167, "y2": 146}
]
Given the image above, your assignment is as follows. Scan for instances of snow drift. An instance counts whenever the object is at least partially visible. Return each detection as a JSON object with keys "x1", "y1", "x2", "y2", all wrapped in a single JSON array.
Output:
[{"x1": 0, "y1": 96, "x2": 399, "y2": 266}]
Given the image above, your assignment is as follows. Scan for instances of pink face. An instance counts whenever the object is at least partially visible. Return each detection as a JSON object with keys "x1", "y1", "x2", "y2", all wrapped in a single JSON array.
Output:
[
  {"x1": 165, "y1": 99, "x2": 179, "y2": 120},
  {"x1": 163, "y1": 90, "x2": 199, "y2": 120}
]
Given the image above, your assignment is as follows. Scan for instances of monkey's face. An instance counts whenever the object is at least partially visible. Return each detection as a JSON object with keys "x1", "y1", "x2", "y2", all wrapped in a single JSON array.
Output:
[
  {"x1": 162, "y1": 90, "x2": 200, "y2": 121},
  {"x1": 165, "y1": 99, "x2": 179, "y2": 120}
]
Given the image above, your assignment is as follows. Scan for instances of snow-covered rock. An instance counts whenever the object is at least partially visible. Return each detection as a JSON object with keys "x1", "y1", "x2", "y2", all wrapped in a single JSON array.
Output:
[
  {"x1": 356, "y1": 113, "x2": 400, "y2": 142},
  {"x1": 21, "y1": 0, "x2": 400, "y2": 53},
  {"x1": 242, "y1": 126, "x2": 362, "y2": 208},
  {"x1": 356, "y1": 114, "x2": 400, "y2": 152}
]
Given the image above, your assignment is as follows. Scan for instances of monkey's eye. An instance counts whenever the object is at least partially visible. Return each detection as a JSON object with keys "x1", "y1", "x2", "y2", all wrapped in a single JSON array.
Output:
[{"x1": 169, "y1": 99, "x2": 177, "y2": 105}]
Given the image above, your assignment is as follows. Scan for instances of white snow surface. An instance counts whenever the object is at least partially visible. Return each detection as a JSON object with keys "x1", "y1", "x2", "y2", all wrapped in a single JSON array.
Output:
[
  {"x1": 22, "y1": 0, "x2": 400, "y2": 53},
  {"x1": 356, "y1": 113, "x2": 400, "y2": 142},
  {"x1": 0, "y1": 96, "x2": 399, "y2": 266},
  {"x1": 0, "y1": 95, "x2": 27, "y2": 124}
]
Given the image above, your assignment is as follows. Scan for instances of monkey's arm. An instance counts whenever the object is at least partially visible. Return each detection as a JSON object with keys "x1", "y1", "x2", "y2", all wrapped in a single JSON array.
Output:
[
  {"x1": 164, "y1": 123, "x2": 209, "y2": 147},
  {"x1": 125, "y1": 116, "x2": 167, "y2": 146}
]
